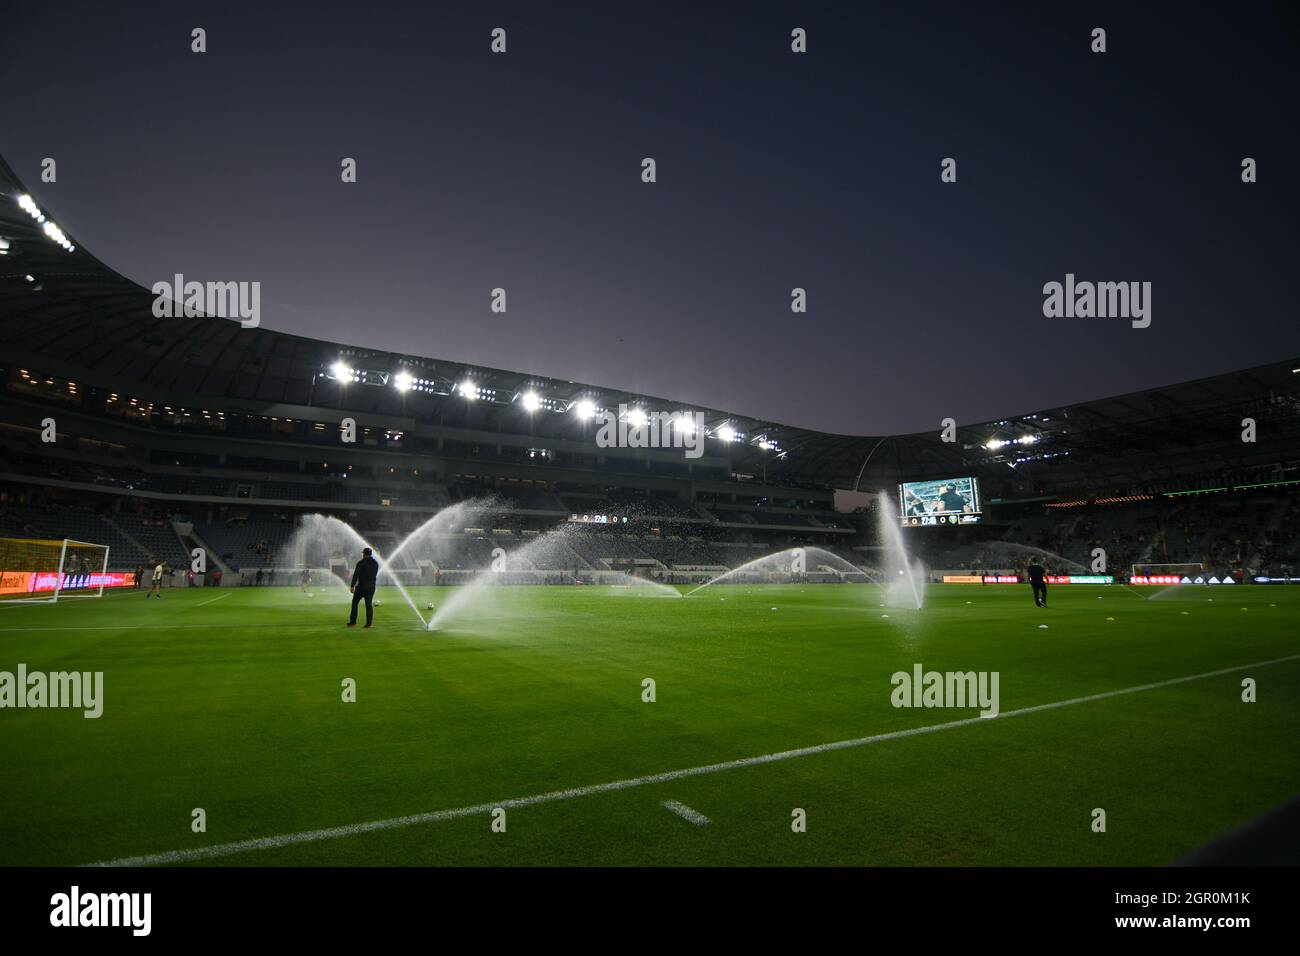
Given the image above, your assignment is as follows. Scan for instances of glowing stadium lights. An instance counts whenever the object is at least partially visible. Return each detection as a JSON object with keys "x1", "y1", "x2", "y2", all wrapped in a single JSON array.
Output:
[
  {"x1": 520, "y1": 390, "x2": 541, "y2": 412},
  {"x1": 460, "y1": 379, "x2": 478, "y2": 400},
  {"x1": 330, "y1": 361, "x2": 355, "y2": 382},
  {"x1": 17, "y1": 194, "x2": 75, "y2": 251},
  {"x1": 985, "y1": 435, "x2": 1040, "y2": 451},
  {"x1": 626, "y1": 407, "x2": 647, "y2": 428},
  {"x1": 0, "y1": 238, "x2": 9, "y2": 255},
  {"x1": 393, "y1": 373, "x2": 439, "y2": 394},
  {"x1": 573, "y1": 399, "x2": 597, "y2": 420},
  {"x1": 715, "y1": 424, "x2": 745, "y2": 443}
]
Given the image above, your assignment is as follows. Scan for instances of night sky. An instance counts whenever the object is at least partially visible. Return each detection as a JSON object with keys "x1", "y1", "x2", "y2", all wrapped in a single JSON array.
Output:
[{"x1": 2, "y1": 2, "x2": 1297, "y2": 435}]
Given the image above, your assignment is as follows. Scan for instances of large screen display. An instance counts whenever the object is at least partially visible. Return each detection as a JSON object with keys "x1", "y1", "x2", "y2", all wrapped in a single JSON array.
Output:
[{"x1": 898, "y1": 476, "x2": 982, "y2": 526}]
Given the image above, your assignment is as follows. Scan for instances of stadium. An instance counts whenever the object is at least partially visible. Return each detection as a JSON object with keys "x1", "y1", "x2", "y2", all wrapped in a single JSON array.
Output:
[{"x1": 2, "y1": 144, "x2": 1298, "y2": 873}]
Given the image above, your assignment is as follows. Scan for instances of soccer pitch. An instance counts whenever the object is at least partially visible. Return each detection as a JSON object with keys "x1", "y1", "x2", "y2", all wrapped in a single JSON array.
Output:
[{"x1": 1, "y1": 582, "x2": 1297, "y2": 866}]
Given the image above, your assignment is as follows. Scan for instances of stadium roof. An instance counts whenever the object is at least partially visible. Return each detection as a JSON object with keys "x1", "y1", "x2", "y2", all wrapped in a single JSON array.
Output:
[{"x1": 3, "y1": 153, "x2": 1298, "y2": 491}]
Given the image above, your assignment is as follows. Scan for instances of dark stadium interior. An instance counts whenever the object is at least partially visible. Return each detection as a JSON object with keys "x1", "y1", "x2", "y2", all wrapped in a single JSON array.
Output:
[
  {"x1": 3, "y1": 153, "x2": 1299, "y2": 586},
  {"x1": 3, "y1": 0, "x2": 1300, "y2": 899}
]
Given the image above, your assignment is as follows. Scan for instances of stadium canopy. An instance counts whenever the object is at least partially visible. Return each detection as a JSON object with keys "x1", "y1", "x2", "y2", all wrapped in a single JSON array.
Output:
[{"x1": 2, "y1": 152, "x2": 1298, "y2": 491}]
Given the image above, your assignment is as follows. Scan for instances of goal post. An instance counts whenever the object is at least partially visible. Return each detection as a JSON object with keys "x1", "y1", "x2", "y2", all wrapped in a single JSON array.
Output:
[
  {"x1": 0, "y1": 537, "x2": 113, "y2": 604},
  {"x1": 1130, "y1": 562, "x2": 1204, "y2": 581}
]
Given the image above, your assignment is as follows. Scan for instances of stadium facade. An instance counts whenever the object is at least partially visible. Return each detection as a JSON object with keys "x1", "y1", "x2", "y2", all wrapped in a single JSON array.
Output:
[{"x1": 3, "y1": 153, "x2": 1300, "y2": 585}]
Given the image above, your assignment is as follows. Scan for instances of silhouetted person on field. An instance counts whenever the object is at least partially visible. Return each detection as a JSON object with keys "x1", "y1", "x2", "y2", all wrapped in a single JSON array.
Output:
[
  {"x1": 348, "y1": 547, "x2": 379, "y2": 629},
  {"x1": 1027, "y1": 559, "x2": 1048, "y2": 607}
]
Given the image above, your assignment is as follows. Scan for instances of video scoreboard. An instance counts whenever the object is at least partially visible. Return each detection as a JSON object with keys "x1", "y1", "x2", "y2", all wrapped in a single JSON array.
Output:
[{"x1": 898, "y1": 476, "x2": 982, "y2": 527}]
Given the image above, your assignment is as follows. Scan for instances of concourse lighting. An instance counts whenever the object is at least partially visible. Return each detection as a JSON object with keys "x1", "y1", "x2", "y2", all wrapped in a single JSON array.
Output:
[
  {"x1": 573, "y1": 399, "x2": 596, "y2": 421},
  {"x1": 392, "y1": 370, "x2": 413, "y2": 392},
  {"x1": 520, "y1": 390, "x2": 541, "y2": 412}
]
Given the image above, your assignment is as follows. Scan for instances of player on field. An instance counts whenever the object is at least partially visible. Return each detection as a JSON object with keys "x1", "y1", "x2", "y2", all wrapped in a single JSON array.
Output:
[
  {"x1": 1026, "y1": 558, "x2": 1048, "y2": 607},
  {"x1": 146, "y1": 558, "x2": 165, "y2": 599},
  {"x1": 347, "y1": 547, "x2": 380, "y2": 629}
]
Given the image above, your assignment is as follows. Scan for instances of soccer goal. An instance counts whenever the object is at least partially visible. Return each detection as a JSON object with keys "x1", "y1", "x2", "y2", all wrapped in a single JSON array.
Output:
[
  {"x1": 1131, "y1": 562, "x2": 1204, "y2": 582},
  {"x1": 0, "y1": 537, "x2": 112, "y2": 604}
]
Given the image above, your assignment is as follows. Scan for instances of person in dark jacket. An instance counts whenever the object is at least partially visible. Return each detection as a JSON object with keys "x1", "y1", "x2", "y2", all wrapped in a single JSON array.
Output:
[
  {"x1": 348, "y1": 547, "x2": 380, "y2": 628},
  {"x1": 1026, "y1": 559, "x2": 1048, "y2": 608}
]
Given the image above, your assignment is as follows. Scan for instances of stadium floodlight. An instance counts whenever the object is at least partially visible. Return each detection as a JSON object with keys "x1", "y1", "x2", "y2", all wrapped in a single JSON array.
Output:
[
  {"x1": 392, "y1": 370, "x2": 413, "y2": 392},
  {"x1": 520, "y1": 390, "x2": 541, "y2": 412},
  {"x1": 330, "y1": 361, "x2": 353, "y2": 382},
  {"x1": 671, "y1": 413, "x2": 696, "y2": 434},
  {"x1": 717, "y1": 425, "x2": 736, "y2": 443},
  {"x1": 627, "y1": 407, "x2": 647, "y2": 427},
  {"x1": 0, "y1": 238, "x2": 9, "y2": 255},
  {"x1": 460, "y1": 379, "x2": 478, "y2": 399},
  {"x1": 758, "y1": 439, "x2": 775, "y2": 451},
  {"x1": 573, "y1": 399, "x2": 596, "y2": 420}
]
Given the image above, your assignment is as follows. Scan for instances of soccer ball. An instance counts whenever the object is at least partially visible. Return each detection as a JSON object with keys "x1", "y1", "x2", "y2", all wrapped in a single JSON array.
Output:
[
  {"x1": 426, "y1": 603, "x2": 434, "y2": 610},
  {"x1": 374, "y1": 599, "x2": 383, "y2": 606}
]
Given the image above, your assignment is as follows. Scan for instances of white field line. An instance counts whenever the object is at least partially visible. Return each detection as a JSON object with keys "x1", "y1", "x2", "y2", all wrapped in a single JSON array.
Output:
[
  {"x1": 662, "y1": 800, "x2": 711, "y2": 826},
  {"x1": 84, "y1": 652, "x2": 1300, "y2": 867},
  {"x1": 0, "y1": 621, "x2": 429, "y2": 633},
  {"x1": 0, "y1": 588, "x2": 145, "y2": 608},
  {"x1": 194, "y1": 593, "x2": 232, "y2": 608},
  {"x1": 0, "y1": 622, "x2": 334, "y2": 633}
]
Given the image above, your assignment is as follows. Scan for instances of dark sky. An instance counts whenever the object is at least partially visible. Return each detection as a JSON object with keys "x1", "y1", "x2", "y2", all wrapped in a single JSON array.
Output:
[{"x1": 2, "y1": 2, "x2": 1297, "y2": 435}]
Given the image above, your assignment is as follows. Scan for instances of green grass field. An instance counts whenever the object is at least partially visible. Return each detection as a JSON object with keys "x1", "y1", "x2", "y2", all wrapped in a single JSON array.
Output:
[{"x1": 1, "y1": 581, "x2": 1297, "y2": 866}]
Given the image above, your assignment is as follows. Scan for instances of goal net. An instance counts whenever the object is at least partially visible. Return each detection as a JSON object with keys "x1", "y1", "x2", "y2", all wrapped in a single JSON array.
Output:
[
  {"x1": 1130, "y1": 562, "x2": 1204, "y2": 582},
  {"x1": 0, "y1": 537, "x2": 112, "y2": 604}
]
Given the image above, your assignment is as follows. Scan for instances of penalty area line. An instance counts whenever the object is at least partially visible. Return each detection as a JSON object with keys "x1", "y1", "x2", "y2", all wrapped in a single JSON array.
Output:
[{"x1": 84, "y1": 652, "x2": 1300, "y2": 867}]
